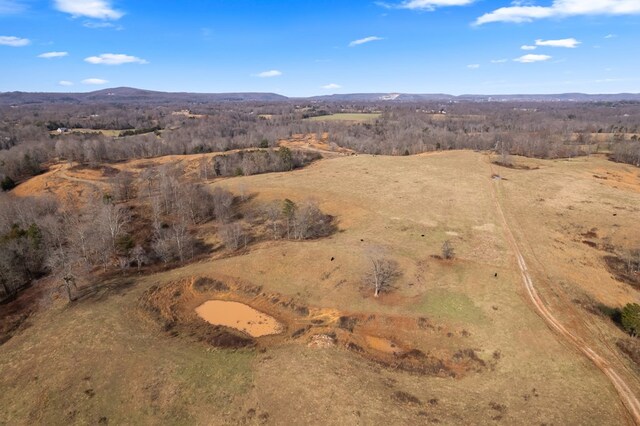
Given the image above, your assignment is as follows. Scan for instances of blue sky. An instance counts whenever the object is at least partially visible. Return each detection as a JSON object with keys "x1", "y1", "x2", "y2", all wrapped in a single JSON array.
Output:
[{"x1": 1, "y1": 0, "x2": 639, "y2": 95}]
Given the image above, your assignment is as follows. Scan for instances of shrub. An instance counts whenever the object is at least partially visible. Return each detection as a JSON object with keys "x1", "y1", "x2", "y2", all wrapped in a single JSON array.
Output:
[
  {"x1": 621, "y1": 303, "x2": 640, "y2": 336},
  {"x1": 441, "y1": 240, "x2": 455, "y2": 259}
]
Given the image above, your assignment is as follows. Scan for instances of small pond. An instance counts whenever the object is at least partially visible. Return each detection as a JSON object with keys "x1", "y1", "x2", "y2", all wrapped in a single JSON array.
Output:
[{"x1": 195, "y1": 300, "x2": 283, "y2": 337}]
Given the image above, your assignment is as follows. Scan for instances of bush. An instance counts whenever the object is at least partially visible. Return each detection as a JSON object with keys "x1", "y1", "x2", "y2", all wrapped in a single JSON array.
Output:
[
  {"x1": 441, "y1": 240, "x2": 455, "y2": 259},
  {"x1": 622, "y1": 303, "x2": 640, "y2": 336}
]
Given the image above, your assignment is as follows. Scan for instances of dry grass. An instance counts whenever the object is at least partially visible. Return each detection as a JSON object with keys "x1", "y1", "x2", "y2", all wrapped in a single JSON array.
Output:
[{"x1": 2, "y1": 150, "x2": 639, "y2": 424}]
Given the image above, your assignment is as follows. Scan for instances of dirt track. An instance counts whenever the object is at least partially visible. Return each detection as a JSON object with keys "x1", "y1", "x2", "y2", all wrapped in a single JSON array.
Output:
[{"x1": 486, "y1": 157, "x2": 640, "y2": 424}]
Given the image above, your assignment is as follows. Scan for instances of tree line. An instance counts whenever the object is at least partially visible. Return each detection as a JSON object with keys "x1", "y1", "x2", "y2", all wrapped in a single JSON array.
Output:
[
  {"x1": 0, "y1": 161, "x2": 334, "y2": 302},
  {"x1": 2, "y1": 100, "x2": 640, "y2": 185}
]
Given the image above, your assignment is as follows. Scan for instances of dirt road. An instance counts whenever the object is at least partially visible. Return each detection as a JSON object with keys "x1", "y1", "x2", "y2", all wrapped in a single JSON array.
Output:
[{"x1": 487, "y1": 159, "x2": 640, "y2": 425}]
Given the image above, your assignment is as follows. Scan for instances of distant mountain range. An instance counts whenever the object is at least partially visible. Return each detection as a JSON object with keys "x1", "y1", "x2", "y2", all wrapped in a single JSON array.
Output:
[{"x1": 1, "y1": 87, "x2": 639, "y2": 105}]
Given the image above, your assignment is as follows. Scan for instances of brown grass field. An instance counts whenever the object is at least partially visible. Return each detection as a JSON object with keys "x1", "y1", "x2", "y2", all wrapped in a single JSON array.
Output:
[{"x1": 2, "y1": 149, "x2": 640, "y2": 424}]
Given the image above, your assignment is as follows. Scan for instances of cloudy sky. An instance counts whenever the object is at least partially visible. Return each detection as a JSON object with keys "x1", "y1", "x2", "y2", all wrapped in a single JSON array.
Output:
[{"x1": 1, "y1": 0, "x2": 639, "y2": 95}]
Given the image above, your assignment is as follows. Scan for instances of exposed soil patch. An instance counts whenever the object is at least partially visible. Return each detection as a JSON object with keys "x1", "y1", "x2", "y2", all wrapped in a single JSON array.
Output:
[
  {"x1": 365, "y1": 335, "x2": 404, "y2": 355},
  {"x1": 139, "y1": 276, "x2": 492, "y2": 378}
]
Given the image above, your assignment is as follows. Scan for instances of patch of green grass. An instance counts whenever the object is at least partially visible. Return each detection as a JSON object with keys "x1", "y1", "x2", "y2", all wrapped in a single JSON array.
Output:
[
  {"x1": 175, "y1": 349, "x2": 255, "y2": 401},
  {"x1": 305, "y1": 113, "x2": 381, "y2": 122},
  {"x1": 414, "y1": 288, "x2": 485, "y2": 324}
]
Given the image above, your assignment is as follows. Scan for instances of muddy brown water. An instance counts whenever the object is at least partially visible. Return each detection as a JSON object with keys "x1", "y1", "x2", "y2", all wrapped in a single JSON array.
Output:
[{"x1": 195, "y1": 300, "x2": 283, "y2": 337}]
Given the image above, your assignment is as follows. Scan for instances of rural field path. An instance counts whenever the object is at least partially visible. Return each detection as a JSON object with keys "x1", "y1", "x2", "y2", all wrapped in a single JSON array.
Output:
[
  {"x1": 56, "y1": 165, "x2": 109, "y2": 189},
  {"x1": 485, "y1": 156, "x2": 640, "y2": 425}
]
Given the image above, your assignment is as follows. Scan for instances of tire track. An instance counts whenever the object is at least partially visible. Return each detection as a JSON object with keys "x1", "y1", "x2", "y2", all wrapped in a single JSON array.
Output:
[{"x1": 487, "y1": 160, "x2": 640, "y2": 424}]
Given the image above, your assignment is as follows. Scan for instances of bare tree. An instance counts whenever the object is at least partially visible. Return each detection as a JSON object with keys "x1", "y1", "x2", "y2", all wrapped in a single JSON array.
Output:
[
  {"x1": 109, "y1": 171, "x2": 135, "y2": 202},
  {"x1": 219, "y1": 222, "x2": 249, "y2": 250},
  {"x1": 152, "y1": 216, "x2": 194, "y2": 263},
  {"x1": 292, "y1": 200, "x2": 332, "y2": 240},
  {"x1": 263, "y1": 201, "x2": 283, "y2": 239},
  {"x1": 46, "y1": 246, "x2": 80, "y2": 301},
  {"x1": 363, "y1": 247, "x2": 400, "y2": 297},
  {"x1": 131, "y1": 245, "x2": 147, "y2": 270},
  {"x1": 96, "y1": 201, "x2": 130, "y2": 254},
  {"x1": 211, "y1": 187, "x2": 234, "y2": 223}
]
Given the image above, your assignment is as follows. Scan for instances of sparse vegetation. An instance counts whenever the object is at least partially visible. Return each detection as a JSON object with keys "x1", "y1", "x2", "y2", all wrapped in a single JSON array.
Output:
[{"x1": 441, "y1": 240, "x2": 455, "y2": 260}]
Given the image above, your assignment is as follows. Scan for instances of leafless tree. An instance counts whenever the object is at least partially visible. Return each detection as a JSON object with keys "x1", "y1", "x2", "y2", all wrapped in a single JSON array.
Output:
[
  {"x1": 363, "y1": 247, "x2": 400, "y2": 297},
  {"x1": 96, "y1": 200, "x2": 131, "y2": 254},
  {"x1": 211, "y1": 187, "x2": 234, "y2": 223},
  {"x1": 110, "y1": 171, "x2": 135, "y2": 202},
  {"x1": 219, "y1": 222, "x2": 249, "y2": 250},
  {"x1": 292, "y1": 200, "x2": 333, "y2": 240},
  {"x1": 263, "y1": 201, "x2": 283, "y2": 239},
  {"x1": 131, "y1": 245, "x2": 147, "y2": 270},
  {"x1": 152, "y1": 216, "x2": 194, "y2": 263},
  {"x1": 46, "y1": 246, "x2": 81, "y2": 301}
]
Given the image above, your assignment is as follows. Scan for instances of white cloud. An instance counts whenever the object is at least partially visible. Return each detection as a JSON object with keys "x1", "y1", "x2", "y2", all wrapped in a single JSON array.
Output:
[
  {"x1": 83, "y1": 21, "x2": 122, "y2": 30},
  {"x1": 467, "y1": 64, "x2": 480, "y2": 69},
  {"x1": 521, "y1": 45, "x2": 537, "y2": 50},
  {"x1": 514, "y1": 54, "x2": 552, "y2": 63},
  {"x1": 491, "y1": 58, "x2": 508, "y2": 63},
  {"x1": 379, "y1": 0, "x2": 475, "y2": 10},
  {"x1": 54, "y1": 0, "x2": 123, "y2": 20},
  {"x1": 82, "y1": 78, "x2": 108, "y2": 85},
  {"x1": 58, "y1": 80, "x2": 74, "y2": 86},
  {"x1": 349, "y1": 36, "x2": 383, "y2": 47},
  {"x1": 85, "y1": 53, "x2": 148, "y2": 65},
  {"x1": 0, "y1": 35, "x2": 29, "y2": 46},
  {"x1": 0, "y1": 0, "x2": 26, "y2": 15},
  {"x1": 475, "y1": 0, "x2": 640, "y2": 25},
  {"x1": 322, "y1": 83, "x2": 342, "y2": 89},
  {"x1": 38, "y1": 51, "x2": 68, "y2": 59},
  {"x1": 605, "y1": 33, "x2": 617, "y2": 38},
  {"x1": 254, "y1": 70, "x2": 282, "y2": 78},
  {"x1": 535, "y1": 38, "x2": 580, "y2": 48}
]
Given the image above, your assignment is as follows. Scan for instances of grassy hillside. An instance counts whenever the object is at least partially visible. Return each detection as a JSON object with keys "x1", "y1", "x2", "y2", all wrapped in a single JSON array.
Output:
[{"x1": 2, "y1": 151, "x2": 639, "y2": 424}]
